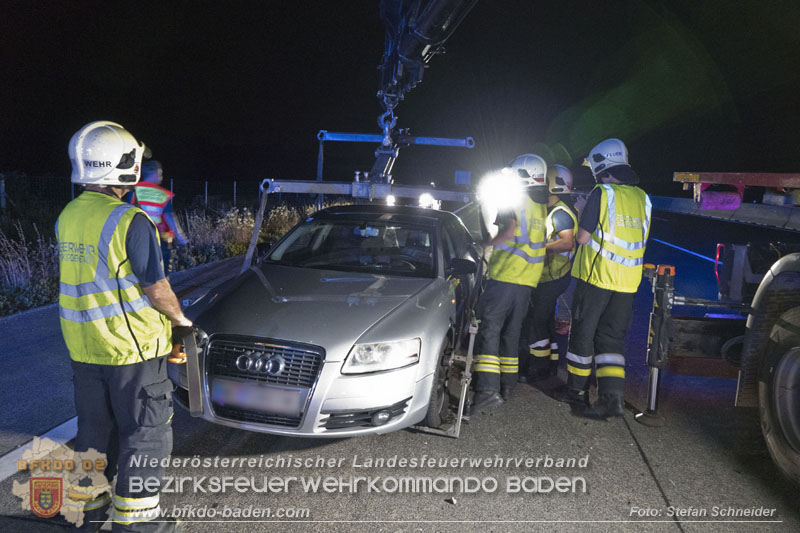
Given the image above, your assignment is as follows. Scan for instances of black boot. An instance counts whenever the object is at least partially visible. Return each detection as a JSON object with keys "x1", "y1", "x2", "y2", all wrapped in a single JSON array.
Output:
[
  {"x1": 68, "y1": 499, "x2": 110, "y2": 532},
  {"x1": 470, "y1": 391, "x2": 504, "y2": 415},
  {"x1": 552, "y1": 385, "x2": 590, "y2": 406},
  {"x1": 500, "y1": 386, "x2": 513, "y2": 401},
  {"x1": 581, "y1": 393, "x2": 625, "y2": 419},
  {"x1": 528, "y1": 367, "x2": 551, "y2": 382}
]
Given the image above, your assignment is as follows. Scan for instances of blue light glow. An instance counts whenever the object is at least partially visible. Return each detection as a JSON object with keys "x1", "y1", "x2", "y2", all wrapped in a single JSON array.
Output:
[{"x1": 650, "y1": 238, "x2": 721, "y2": 264}]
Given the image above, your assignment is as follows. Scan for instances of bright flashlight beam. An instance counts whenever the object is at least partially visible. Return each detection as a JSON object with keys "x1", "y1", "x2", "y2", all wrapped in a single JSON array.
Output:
[{"x1": 477, "y1": 172, "x2": 524, "y2": 211}]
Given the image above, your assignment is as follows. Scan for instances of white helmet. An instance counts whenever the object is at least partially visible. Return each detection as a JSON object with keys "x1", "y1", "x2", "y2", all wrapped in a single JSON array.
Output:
[
  {"x1": 68, "y1": 121, "x2": 147, "y2": 185},
  {"x1": 586, "y1": 138, "x2": 629, "y2": 176},
  {"x1": 586, "y1": 137, "x2": 639, "y2": 184},
  {"x1": 547, "y1": 164, "x2": 573, "y2": 194},
  {"x1": 505, "y1": 153, "x2": 547, "y2": 187}
]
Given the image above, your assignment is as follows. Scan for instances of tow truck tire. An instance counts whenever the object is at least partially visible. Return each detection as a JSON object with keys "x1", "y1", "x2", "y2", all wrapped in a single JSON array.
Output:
[
  {"x1": 758, "y1": 343, "x2": 800, "y2": 485},
  {"x1": 424, "y1": 338, "x2": 451, "y2": 428}
]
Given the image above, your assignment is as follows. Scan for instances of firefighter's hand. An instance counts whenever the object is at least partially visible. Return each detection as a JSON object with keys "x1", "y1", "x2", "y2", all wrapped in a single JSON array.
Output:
[
  {"x1": 172, "y1": 324, "x2": 194, "y2": 341},
  {"x1": 173, "y1": 315, "x2": 193, "y2": 328}
]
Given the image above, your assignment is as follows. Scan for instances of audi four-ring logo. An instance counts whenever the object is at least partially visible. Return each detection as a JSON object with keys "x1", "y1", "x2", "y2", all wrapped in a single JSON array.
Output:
[{"x1": 235, "y1": 352, "x2": 286, "y2": 376}]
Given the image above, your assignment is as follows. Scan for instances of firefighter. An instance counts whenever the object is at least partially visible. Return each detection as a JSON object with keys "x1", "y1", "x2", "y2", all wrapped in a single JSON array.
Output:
[
  {"x1": 471, "y1": 154, "x2": 548, "y2": 414},
  {"x1": 59, "y1": 121, "x2": 191, "y2": 531},
  {"x1": 131, "y1": 161, "x2": 188, "y2": 274},
  {"x1": 520, "y1": 165, "x2": 578, "y2": 382},
  {"x1": 556, "y1": 138, "x2": 652, "y2": 418}
]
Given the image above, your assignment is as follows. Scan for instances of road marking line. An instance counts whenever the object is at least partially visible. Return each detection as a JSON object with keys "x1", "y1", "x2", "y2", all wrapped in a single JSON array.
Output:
[
  {"x1": 650, "y1": 238, "x2": 719, "y2": 264},
  {"x1": 0, "y1": 416, "x2": 77, "y2": 483}
]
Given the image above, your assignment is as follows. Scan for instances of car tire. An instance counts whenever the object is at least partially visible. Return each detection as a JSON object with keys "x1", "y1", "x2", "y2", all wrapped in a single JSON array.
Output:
[
  {"x1": 424, "y1": 338, "x2": 451, "y2": 428},
  {"x1": 758, "y1": 341, "x2": 800, "y2": 485}
]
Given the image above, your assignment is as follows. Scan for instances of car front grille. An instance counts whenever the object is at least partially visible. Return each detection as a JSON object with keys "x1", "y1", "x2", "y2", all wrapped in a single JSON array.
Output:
[
  {"x1": 206, "y1": 334, "x2": 324, "y2": 388},
  {"x1": 206, "y1": 334, "x2": 325, "y2": 427},
  {"x1": 211, "y1": 405, "x2": 303, "y2": 428},
  {"x1": 321, "y1": 398, "x2": 411, "y2": 430}
]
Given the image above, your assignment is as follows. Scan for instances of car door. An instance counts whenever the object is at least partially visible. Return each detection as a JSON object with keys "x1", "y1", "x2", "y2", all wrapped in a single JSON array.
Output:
[{"x1": 443, "y1": 218, "x2": 480, "y2": 348}]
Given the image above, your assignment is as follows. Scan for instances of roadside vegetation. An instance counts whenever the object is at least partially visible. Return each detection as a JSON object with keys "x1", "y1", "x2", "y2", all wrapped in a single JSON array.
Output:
[{"x1": 0, "y1": 202, "x2": 334, "y2": 317}]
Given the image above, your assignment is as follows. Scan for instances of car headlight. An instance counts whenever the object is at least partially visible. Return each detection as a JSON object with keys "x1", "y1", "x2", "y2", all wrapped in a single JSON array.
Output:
[{"x1": 341, "y1": 338, "x2": 421, "y2": 374}]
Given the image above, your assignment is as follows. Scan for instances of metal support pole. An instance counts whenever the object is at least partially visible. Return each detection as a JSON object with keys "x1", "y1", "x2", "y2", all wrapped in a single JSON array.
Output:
[
  {"x1": 0, "y1": 178, "x2": 6, "y2": 209},
  {"x1": 316, "y1": 140, "x2": 324, "y2": 182},
  {"x1": 170, "y1": 178, "x2": 173, "y2": 193},
  {"x1": 635, "y1": 264, "x2": 674, "y2": 427},
  {"x1": 315, "y1": 139, "x2": 325, "y2": 207},
  {"x1": 645, "y1": 367, "x2": 662, "y2": 413},
  {"x1": 182, "y1": 329, "x2": 203, "y2": 417},
  {"x1": 242, "y1": 185, "x2": 269, "y2": 274},
  {"x1": 204, "y1": 181, "x2": 208, "y2": 207},
  {"x1": 233, "y1": 181, "x2": 237, "y2": 207}
]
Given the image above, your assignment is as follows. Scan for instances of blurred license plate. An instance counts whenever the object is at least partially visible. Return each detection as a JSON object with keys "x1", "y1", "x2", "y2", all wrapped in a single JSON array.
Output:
[{"x1": 211, "y1": 379, "x2": 308, "y2": 417}]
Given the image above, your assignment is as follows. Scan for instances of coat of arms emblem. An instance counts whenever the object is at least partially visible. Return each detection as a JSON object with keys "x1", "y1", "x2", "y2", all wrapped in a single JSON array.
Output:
[{"x1": 30, "y1": 477, "x2": 63, "y2": 518}]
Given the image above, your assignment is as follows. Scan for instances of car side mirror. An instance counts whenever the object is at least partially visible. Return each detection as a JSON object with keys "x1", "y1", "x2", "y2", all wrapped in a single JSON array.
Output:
[
  {"x1": 446, "y1": 258, "x2": 477, "y2": 277},
  {"x1": 255, "y1": 241, "x2": 273, "y2": 263}
]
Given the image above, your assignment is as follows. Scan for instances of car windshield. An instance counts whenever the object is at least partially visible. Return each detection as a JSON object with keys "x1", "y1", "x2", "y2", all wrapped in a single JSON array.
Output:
[{"x1": 265, "y1": 218, "x2": 436, "y2": 278}]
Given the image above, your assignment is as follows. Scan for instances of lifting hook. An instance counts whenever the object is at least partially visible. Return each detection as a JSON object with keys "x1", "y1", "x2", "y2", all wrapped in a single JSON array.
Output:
[{"x1": 378, "y1": 109, "x2": 397, "y2": 147}]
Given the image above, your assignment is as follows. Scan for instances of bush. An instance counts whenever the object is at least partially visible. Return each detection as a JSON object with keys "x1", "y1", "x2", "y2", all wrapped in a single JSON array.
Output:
[
  {"x1": 0, "y1": 278, "x2": 59, "y2": 316},
  {"x1": 175, "y1": 202, "x2": 326, "y2": 270},
  {"x1": 0, "y1": 200, "x2": 352, "y2": 316},
  {"x1": 175, "y1": 207, "x2": 259, "y2": 271},
  {"x1": 0, "y1": 223, "x2": 59, "y2": 316}
]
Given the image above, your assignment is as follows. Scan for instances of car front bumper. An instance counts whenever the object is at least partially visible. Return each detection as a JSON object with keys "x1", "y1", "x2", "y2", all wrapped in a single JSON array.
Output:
[{"x1": 169, "y1": 359, "x2": 432, "y2": 437}]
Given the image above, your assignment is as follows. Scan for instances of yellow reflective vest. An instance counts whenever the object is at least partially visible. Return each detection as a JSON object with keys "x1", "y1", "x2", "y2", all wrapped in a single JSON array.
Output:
[
  {"x1": 540, "y1": 200, "x2": 578, "y2": 283},
  {"x1": 488, "y1": 197, "x2": 547, "y2": 288},
  {"x1": 572, "y1": 184, "x2": 652, "y2": 293},
  {"x1": 57, "y1": 191, "x2": 171, "y2": 365}
]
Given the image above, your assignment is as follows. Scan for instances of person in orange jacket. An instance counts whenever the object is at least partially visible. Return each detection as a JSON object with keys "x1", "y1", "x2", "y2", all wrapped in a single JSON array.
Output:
[{"x1": 130, "y1": 161, "x2": 188, "y2": 274}]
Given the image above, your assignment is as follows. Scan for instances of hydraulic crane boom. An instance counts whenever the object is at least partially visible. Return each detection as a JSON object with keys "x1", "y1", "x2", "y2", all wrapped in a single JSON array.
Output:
[
  {"x1": 361, "y1": 0, "x2": 478, "y2": 183},
  {"x1": 378, "y1": 0, "x2": 479, "y2": 114}
]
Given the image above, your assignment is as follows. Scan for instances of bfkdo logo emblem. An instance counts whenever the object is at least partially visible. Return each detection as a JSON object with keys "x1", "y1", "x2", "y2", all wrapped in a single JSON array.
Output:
[{"x1": 30, "y1": 477, "x2": 63, "y2": 518}]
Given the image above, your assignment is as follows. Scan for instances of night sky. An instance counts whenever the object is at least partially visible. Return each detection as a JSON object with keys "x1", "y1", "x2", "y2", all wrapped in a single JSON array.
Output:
[{"x1": 3, "y1": 0, "x2": 800, "y2": 195}]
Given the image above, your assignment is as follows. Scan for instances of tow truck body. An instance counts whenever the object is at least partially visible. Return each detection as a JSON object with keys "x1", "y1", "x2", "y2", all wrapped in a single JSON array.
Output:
[{"x1": 638, "y1": 172, "x2": 800, "y2": 484}]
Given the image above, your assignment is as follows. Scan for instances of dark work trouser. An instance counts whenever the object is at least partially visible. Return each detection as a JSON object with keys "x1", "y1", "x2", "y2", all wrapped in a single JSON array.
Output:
[
  {"x1": 522, "y1": 274, "x2": 572, "y2": 373},
  {"x1": 473, "y1": 280, "x2": 531, "y2": 393},
  {"x1": 565, "y1": 279, "x2": 634, "y2": 396},
  {"x1": 72, "y1": 356, "x2": 174, "y2": 532}
]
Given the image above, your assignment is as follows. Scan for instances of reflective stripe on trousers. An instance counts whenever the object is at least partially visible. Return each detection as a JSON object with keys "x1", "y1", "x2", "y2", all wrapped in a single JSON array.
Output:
[
  {"x1": 530, "y1": 338, "x2": 550, "y2": 358},
  {"x1": 595, "y1": 352, "x2": 626, "y2": 380},
  {"x1": 475, "y1": 354, "x2": 500, "y2": 374},
  {"x1": 499, "y1": 356, "x2": 518, "y2": 373},
  {"x1": 113, "y1": 492, "x2": 161, "y2": 524}
]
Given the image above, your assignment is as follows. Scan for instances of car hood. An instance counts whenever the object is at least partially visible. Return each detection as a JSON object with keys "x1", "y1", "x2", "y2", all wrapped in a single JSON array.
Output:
[{"x1": 191, "y1": 264, "x2": 434, "y2": 361}]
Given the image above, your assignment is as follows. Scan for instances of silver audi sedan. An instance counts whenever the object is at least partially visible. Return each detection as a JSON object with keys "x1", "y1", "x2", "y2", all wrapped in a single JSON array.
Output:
[{"x1": 169, "y1": 204, "x2": 482, "y2": 437}]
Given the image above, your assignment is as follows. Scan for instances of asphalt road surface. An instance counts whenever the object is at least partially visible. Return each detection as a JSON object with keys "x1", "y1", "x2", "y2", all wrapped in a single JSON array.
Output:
[{"x1": 0, "y1": 213, "x2": 798, "y2": 532}]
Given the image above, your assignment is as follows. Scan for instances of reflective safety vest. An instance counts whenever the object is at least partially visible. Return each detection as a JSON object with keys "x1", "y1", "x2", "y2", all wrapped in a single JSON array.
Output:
[
  {"x1": 488, "y1": 197, "x2": 547, "y2": 288},
  {"x1": 572, "y1": 184, "x2": 652, "y2": 293},
  {"x1": 540, "y1": 200, "x2": 578, "y2": 283},
  {"x1": 57, "y1": 191, "x2": 171, "y2": 365},
  {"x1": 132, "y1": 182, "x2": 174, "y2": 241}
]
